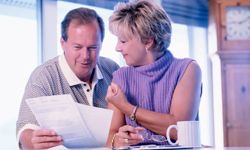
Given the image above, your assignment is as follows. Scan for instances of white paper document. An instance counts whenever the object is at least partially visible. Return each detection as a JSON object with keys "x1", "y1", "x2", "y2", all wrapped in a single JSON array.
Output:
[
  {"x1": 47, "y1": 145, "x2": 110, "y2": 150},
  {"x1": 76, "y1": 103, "x2": 113, "y2": 146},
  {"x1": 26, "y1": 94, "x2": 113, "y2": 148}
]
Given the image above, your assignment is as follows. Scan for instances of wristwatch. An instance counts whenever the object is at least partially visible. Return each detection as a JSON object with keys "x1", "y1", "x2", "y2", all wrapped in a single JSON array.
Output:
[{"x1": 129, "y1": 106, "x2": 138, "y2": 121}]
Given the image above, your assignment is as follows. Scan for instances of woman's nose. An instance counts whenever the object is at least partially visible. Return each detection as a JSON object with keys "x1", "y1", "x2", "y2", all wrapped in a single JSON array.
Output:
[{"x1": 115, "y1": 44, "x2": 122, "y2": 52}]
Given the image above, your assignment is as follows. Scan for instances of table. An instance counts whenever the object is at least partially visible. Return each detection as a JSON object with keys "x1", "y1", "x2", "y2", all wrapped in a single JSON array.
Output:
[{"x1": 50, "y1": 145, "x2": 250, "y2": 150}]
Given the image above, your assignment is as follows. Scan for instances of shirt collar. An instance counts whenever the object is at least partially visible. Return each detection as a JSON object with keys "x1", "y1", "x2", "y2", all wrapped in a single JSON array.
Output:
[{"x1": 58, "y1": 54, "x2": 103, "y2": 86}]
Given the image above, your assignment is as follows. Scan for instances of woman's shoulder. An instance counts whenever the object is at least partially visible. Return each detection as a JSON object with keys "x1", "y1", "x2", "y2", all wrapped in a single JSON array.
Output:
[
  {"x1": 183, "y1": 60, "x2": 201, "y2": 77},
  {"x1": 175, "y1": 58, "x2": 201, "y2": 73},
  {"x1": 171, "y1": 57, "x2": 198, "y2": 70},
  {"x1": 170, "y1": 57, "x2": 201, "y2": 82}
]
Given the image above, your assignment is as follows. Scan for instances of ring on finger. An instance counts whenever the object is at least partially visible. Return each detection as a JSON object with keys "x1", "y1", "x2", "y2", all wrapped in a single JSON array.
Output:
[{"x1": 124, "y1": 138, "x2": 129, "y2": 143}]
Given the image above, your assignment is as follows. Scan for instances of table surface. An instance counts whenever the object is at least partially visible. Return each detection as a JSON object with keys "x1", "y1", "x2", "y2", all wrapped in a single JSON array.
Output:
[{"x1": 49, "y1": 145, "x2": 250, "y2": 150}]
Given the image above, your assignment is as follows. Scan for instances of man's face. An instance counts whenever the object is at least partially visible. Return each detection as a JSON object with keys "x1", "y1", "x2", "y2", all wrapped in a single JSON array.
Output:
[{"x1": 61, "y1": 21, "x2": 102, "y2": 82}]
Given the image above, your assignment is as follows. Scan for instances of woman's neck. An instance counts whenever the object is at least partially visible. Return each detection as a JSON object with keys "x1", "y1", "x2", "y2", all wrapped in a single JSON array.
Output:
[
  {"x1": 141, "y1": 51, "x2": 164, "y2": 66},
  {"x1": 152, "y1": 50, "x2": 165, "y2": 61}
]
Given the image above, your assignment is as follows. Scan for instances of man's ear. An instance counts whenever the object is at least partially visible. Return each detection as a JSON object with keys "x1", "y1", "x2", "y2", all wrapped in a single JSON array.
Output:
[{"x1": 60, "y1": 37, "x2": 66, "y2": 51}]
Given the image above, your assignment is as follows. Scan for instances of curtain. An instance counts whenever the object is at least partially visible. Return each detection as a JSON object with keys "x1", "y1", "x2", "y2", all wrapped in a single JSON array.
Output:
[
  {"x1": 60, "y1": 0, "x2": 208, "y2": 27},
  {"x1": 162, "y1": 0, "x2": 208, "y2": 27}
]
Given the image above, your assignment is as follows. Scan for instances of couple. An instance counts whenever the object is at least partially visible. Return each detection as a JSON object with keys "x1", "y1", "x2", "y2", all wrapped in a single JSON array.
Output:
[{"x1": 16, "y1": 0, "x2": 201, "y2": 149}]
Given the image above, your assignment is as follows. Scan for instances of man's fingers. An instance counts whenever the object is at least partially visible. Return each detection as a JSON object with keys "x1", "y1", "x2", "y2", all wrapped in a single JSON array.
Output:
[
  {"x1": 32, "y1": 135, "x2": 63, "y2": 150},
  {"x1": 33, "y1": 141, "x2": 63, "y2": 149},
  {"x1": 33, "y1": 129, "x2": 56, "y2": 137},
  {"x1": 32, "y1": 135, "x2": 62, "y2": 143}
]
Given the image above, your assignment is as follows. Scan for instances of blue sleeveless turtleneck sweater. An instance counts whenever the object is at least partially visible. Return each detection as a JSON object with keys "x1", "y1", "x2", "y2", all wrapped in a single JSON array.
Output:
[{"x1": 112, "y1": 50, "x2": 193, "y2": 144}]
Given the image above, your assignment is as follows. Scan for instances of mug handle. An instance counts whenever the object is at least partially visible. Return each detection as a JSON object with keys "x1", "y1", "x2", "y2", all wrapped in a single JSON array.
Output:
[{"x1": 166, "y1": 125, "x2": 178, "y2": 145}]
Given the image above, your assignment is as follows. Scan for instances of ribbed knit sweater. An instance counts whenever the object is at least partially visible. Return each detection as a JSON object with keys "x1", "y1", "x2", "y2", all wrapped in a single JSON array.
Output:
[{"x1": 112, "y1": 50, "x2": 193, "y2": 144}]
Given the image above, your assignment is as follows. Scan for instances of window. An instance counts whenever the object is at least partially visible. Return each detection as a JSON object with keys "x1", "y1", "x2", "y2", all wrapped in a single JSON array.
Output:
[
  {"x1": 0, "y1": 1, "x2": 38, "y2": 149},
  {"x1": 169, "y1": 23, "x2": 190, "y2": 58}
]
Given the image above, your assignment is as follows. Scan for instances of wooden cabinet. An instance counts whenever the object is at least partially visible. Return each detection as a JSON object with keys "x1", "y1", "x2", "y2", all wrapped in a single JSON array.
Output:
[
  {"x1": 220, "y1": 52, "x2": 250, "y2": 146},
  {"x1": 209, "y1": 0, "x2": 250, "y2": 147}
]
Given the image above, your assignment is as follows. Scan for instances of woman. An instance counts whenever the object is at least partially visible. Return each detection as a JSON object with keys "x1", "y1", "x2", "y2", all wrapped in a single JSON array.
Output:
[{"x1": 106, "y1": 0, "x2": 202, "y2": 148}]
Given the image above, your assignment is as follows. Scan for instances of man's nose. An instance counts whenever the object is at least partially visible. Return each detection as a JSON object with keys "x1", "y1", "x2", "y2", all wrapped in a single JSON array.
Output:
[{"x1": 81, "y1": 48, "x2": 90, "y2": 59}]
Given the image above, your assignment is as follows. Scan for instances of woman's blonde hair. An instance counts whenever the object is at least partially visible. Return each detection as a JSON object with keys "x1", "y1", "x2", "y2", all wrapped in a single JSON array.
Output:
[{"x1": 109, "y1": 0, "x2": 172, "y2": 52}]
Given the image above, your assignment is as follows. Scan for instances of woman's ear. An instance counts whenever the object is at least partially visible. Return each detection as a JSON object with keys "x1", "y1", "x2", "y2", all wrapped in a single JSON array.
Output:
[{"x1": 145, "y1": 38, "x2": 154, "y2": 50}]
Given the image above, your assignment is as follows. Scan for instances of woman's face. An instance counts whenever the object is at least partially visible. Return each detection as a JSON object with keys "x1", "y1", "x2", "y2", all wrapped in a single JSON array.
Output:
[{"x1": 115, "y1": 35, "x2": 150, "y2": 66}]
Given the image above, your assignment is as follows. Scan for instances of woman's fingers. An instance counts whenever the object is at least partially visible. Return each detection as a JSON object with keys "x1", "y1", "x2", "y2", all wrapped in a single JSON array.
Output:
[
  {"x1": 125, "y1": 138, "x2": 143, "y2": 146},
  {"x1": 106, "y1": 83, "x2": 119, "y2": 102},
  {"x1": 116, "y1": 125, "x2": 144, "y2": 146},
  {"x1": 116, "y1": 133, "x2": 143, "y2": 146},
  {"x1": 110, "y1": 82, "x2": 118, "y2": 95},
  {"x1": 119, "y1": 125, "x2": 145, "y2": 134},
  {"x1": 135, "y1": 127, "x2": 146, "y2": 132},
  {"x1": 119, "y1": 125, "x2": 134, "y2": 132}
]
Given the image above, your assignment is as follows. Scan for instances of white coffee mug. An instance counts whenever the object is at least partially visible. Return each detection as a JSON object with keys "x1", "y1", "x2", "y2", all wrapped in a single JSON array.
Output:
[{"x1": 166, "y1": 121, "x2": 201, "y2": 147}]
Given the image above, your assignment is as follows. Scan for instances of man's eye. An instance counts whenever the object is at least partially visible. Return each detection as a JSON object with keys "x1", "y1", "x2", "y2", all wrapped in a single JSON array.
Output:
[
  {"x1": 73, "y1": 46, "x2": 81, "y2": 50},
  {"x1": 88, "y1": 47, "x2": 98, "y2": 51}
]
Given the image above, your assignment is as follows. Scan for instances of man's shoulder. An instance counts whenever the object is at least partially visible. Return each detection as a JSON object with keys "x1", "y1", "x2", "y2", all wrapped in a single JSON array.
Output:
[
  {"x1": 40, "y1": 56, "x2": 59, "y2": 67},
  {"x1": 97, "y1": 56, "x2": 120, "y2": 70},
  {"x1": 98, "y1": 56, "x2": 118, "y2": 64},
  {"x1": 29, "y1": 56, "x2": 60, "y2": 80}
]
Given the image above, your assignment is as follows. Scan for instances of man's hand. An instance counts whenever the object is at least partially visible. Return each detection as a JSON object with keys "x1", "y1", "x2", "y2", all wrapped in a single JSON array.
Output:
[
  {"x1": 31, "y1": 129, "x2": 63, "y2": 149},
  {"x1": 20, "y1": 129, "x2": 63, "y2": 150}
]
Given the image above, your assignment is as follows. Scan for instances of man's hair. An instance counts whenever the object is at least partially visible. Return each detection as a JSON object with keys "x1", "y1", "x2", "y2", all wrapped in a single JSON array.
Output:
[
  {"x1": 61, "y1": 7, "x2": 105, "y2": 41},
  {"x1": 109, "y1": 0, "x2": 172, "y2": 51}
]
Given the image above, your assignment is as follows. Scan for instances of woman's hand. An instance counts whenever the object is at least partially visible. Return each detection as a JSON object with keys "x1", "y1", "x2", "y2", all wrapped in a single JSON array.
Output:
[
  {"x1": 106, "y1": 82, "x2": 130, "y2": 111},
  {"x1": 114, "y1": 125, "x2": 144, "y2": 148},
  {"x1": 31, "y1": 129, "x2": 63, "y2": 149}
]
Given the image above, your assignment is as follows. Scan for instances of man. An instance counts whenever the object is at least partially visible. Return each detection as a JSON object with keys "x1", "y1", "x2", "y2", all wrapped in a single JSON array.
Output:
[{"x1": 16, "y1": 7, "x2": 119, "y2": 149}]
